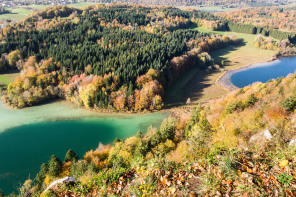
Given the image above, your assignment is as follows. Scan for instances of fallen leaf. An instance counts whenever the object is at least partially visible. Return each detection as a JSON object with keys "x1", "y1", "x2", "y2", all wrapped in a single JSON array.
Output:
[
  {"x1": 242, "y1": 193, "x2": 249, "y2": 197},
  {"x1": 279, "y1": 159, "x2": 289, "y2": 168},
  {"x1": 285, "y1": 189, "x2": 293, "y2": 197}
]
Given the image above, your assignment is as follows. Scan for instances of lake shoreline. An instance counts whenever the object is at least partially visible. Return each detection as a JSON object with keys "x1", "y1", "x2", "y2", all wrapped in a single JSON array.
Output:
[
  {"x1": 0, "y1": 96, "x2": 167, "y2": 115},
  {"x1": 216, "y1": 55, "x2": 279, "y2": 92},
  {"x1": 0, "y1": 99, "x2": 170, "y2": 134}
]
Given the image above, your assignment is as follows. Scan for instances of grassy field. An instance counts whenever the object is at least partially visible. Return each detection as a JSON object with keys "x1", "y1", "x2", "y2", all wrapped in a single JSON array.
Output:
[
  {"x1": 0, "y1": 2, "x2": 96, "y2": 22},
  {"x1": 0, "y1": 71, "x2": 19, "y2": 88},
  {"x1": 0, "y1": 8, "x2": 33, "y2": 21},
  {"x1": 24, "y1": 2, "x2": 96, "y2": 10},
  {"x1": 167, "y1": 27, "x2": 277, "y2": 107}
]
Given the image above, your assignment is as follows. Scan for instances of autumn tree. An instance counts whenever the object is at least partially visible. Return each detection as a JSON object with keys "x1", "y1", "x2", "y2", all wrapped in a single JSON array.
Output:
[{"x1": 7, "y1": 50, "x2": 20, "y2": 68}]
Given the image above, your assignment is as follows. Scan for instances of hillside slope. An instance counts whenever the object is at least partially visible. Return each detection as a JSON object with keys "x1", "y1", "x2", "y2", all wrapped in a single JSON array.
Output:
[{"x1": 14, "y1": 72, "x2": 296, "y2": 197}]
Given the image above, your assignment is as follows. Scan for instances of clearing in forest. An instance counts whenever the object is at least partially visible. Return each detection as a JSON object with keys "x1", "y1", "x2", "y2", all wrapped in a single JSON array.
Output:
[{"x1": 166, "y1": 27, "x2": 277, "y2": 107}]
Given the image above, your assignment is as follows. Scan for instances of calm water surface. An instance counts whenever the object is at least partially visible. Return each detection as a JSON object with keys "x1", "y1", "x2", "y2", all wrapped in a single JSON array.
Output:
[
  {"x1": 0, "y1": 101, "x2": 167, "y2": 194},
  {"x1": 231, "y1": 56, "x2": 296, "y2": 88}
]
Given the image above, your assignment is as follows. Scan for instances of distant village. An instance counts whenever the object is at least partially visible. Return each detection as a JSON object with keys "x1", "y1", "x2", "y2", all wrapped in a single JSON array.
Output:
[{"x1": 0, "y1": 0, "x2": 84, "y2": 8}]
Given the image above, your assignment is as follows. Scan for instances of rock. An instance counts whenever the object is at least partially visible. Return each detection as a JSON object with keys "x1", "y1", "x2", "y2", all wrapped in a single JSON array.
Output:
[
  {"x1": 289, "y1": 136, "x2": 296, "y2": 146},
  {"x1": 45, "y1": 177, "x2": 76, "y2": 193},
  {"x1": 249, "y1": 129, "x2": 272, "y2": 145},
  {"x1": 289, "y1": 139, "x2": 296, "y2": 146},
  {"x1": 186, "y1": 98, "x2": 191, "y2": 105},
  {"x1": 263, "y1": 130, "x2": 273, "y2": 140}
]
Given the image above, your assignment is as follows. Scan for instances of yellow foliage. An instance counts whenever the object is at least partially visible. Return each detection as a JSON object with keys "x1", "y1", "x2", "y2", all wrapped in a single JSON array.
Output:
[
  {"x1": 79, "y1": 173, "x2": 94, "y2": 185},
  {"x1": 78, "y1": 83, "x2": 95, "y2": 108},
  {"x1": 7, "y1": 49, "x2": 20, "y2": 67},
  {"x1": 157, "y1": 139, "x2": 176, "y2": 153},
  {"x1": 145, "y1": 152, "x2": 154, "y2": 161},
  {"x1": 43, "y1": 174, "x2": 51, "y2": 186},
  {"x1": 119, "y1": 150, "x2": 132, "y2": 164},
  {"x1": 122, "y1": 136, "x2": 140, "y2": 152},
  {"x1": 60, "y1": 161, "x2": 72, "y2": 177},
  {"x1": 166, "y1": 140, "x2": 188, "y2": 162},
  {"x1": 279, "y1": 159, "x2": 289, "y2": 168}
]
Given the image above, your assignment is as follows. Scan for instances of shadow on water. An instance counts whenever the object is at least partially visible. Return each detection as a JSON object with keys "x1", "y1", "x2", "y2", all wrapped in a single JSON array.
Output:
[{"x1": 164, "y1": 39, "x2": 245, "y2": 108}]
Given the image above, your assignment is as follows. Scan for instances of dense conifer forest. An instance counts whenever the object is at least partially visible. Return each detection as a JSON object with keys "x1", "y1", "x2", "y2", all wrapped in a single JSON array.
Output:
[
  {"x1": 0, "y1": 5, "x2": 240, "y2": 111},
  {"x1": 1, "y1": 4, "x2": 295, "y2": 112}
]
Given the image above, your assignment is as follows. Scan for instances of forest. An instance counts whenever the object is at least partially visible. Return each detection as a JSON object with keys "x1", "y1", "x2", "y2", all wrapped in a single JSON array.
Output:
[
  {"x1": 0, "y1": 5, "x2": 240, "y2": 111},
  {"x1": 97, "y1": 0, "x2": 293, "y2": 7},
  {"x1": 1, "y1": 4, "x2": 295, "y2": 112},
  {"x1": 217, "y1": 6, "x2": 296, "y2": 31},
  {"x1": 200, "y1": 19, "x2": 296, "y2": 42},
  {"x1": 216, "y1": 6, "x2": 296, "y2": 32}
]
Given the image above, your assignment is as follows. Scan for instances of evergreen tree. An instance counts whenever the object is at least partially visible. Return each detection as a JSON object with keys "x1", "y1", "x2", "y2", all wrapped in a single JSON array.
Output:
[
  {"x1": 0, "y1": 189, "x2": 4, "y2": 197},
  {"x1": 159, "y1": 117, "x2": 176, "y2": 140},
  {"x1": 134, "y1": 139, "x2": 148, "y2": 158},
  {"x1": 36, "y1": 163, "x2": 48, "y2": 188},
  {"x1": 87, "y1": 95, "x2": 93, "y2": 108},
  {"x1": 127, "y1": 82, "x2": 133, "y2": 96},
  {"x1": 94, "y1": 93, "x2": 99, "y2": 107},
  {"x1": 149, "y1": 130, "x2": 163, "y2": 148},
  {"x1": 48, "y1": 155, "x2": 62, "y2": 177},
  {"x1": 69, "y1": 160, "x2": 88, "y2": 178},
  {"x1": 64, "y1": 149, "x2": 79, "y2": 163},
  {"x1": 39, "y1": 79, "x2": 44, "y2": 89}
]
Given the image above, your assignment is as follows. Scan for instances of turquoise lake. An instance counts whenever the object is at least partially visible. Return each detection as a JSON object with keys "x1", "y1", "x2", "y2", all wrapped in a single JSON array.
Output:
[
  {"x1": 231, "y1": 56, "x2": 296, "y2": 88},
  {"x1": 0, "y1": 100, "x2": 167, "y2": 194}
]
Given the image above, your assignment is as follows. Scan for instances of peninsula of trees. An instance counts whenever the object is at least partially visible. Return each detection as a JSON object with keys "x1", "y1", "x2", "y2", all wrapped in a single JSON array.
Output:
[
  {"x1": 0, "y1": 4, "x2": 241, "y2": 111},
  {"x1": 1, "y1": 4, "x2": 295, "y2": 112}
]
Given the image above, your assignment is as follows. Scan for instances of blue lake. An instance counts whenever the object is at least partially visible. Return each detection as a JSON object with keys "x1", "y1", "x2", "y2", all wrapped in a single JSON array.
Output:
[{"x1": 231, "y1": 56, "x2": 296, "y2": 88}]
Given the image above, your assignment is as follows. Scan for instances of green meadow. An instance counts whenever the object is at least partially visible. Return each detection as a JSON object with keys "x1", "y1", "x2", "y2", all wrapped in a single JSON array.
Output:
[
  {"x1": 0, "y1": 2, "x2": 96, "y2": 22},
  {"x1": 0, "y1": 71, "x2": 19, "y2": 87}
]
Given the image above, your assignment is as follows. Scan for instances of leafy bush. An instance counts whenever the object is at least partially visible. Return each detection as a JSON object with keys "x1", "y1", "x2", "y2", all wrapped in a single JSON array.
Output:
[
  {"x1": 282, "y1": 95, "x2": 296, "y2": 112},
  {"x1": 276, "y1": 173, "x2": 293, "y2": 187},
  {"x1": 225, "y1": 101, "x2": 244, "y2": 114},
  {"x1": 246, "y1": 94, "x2": 258, "y2": 107}
]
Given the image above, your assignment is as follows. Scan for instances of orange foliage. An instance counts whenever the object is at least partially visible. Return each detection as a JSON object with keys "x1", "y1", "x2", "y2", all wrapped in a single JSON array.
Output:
[
  {"x1": 266, "y1": 107, "x2": 288, "y2": 120},
  {"x1": 60, "y1": 161, "x2": 72, "y2": 177}
]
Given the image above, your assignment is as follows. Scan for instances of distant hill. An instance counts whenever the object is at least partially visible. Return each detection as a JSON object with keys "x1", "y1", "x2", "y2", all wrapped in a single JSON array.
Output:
[
  {"x1": 6, "y1": 0, "x2": 296, "y2": 7},
  {"x1": 111, "y1": 0, "x2": 295, "y2": 7}
]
